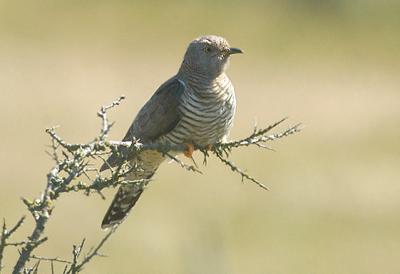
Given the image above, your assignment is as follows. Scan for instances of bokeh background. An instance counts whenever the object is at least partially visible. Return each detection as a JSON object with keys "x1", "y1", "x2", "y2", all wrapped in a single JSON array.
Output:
[{"x1": 1, "y1": 0, "x2": 400, "y2": 273}]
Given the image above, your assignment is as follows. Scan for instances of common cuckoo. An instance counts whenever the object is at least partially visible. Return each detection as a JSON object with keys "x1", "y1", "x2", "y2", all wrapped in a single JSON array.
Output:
[{"x1": 100, "y1": 35, "x2": 242, "y2": 228}]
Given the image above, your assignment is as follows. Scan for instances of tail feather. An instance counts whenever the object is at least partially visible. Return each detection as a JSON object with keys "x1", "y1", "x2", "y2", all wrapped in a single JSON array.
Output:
[
  {"x1": 101, "y1": 149, "x2": 165, "y2": 228},
  {"x1": 101, "y1": 177, "x2": 150, "y2": 229}
]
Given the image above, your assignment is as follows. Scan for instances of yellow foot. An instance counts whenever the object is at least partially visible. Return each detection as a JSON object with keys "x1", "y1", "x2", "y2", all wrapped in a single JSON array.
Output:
[
  {"x1": 184, "y1": 143, "x2": 199, "y2": 168},
  {"x1": 206, "y1": 144, "x2": 213, "y2": 151},
  {"x1": 183, "y1": 143, "x2": 195, "y2": 158}
]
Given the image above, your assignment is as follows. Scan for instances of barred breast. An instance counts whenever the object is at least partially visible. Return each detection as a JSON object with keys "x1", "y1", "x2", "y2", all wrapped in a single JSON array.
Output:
[{"x1": 162, "y1": 73, "x2": 236, "y2": 147}]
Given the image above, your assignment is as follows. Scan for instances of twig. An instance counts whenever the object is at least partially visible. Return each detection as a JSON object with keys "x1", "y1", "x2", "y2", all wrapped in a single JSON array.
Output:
[
  {"x1": 68, "y1": 239, "x2": 85, "y2": 274},
  {"x1": 74, "y1": 229, "x2": 114, "y2": 272},
  {"x1": 0, "y1": 217, "x2": 25, "y2": 272},
  {"x1": 164, "y1": 153, "x2": 202, "y2": 174},
  {"x1": 64, "y1": 228, "x2": 114, "y2": 274},
  {"x1": 213, "y1": 151, "x2": 270, "y2": 191},
  {"x1": 29, "y1": 255, "x2": 72, "y2": 264},
  {"x1": 2, "y1": 96, "x2": 299, "y2": 273},
  {"x1": 97, "y1": 95, "x2": 125, "y2": 139},
  {"x1": 216, "y1": 119, "x2": 301, "y2": 151},
  {"x1": 5, "y1": 242, "x2": 28, "y2": 247}
]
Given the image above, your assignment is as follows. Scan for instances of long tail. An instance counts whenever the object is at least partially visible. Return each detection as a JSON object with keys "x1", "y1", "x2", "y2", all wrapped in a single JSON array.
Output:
[{"x1": 101, "y1": 173, "x2": 153, "y2": 229}]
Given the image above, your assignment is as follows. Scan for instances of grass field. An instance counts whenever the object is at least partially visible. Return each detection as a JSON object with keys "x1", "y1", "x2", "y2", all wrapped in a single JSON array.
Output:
[{"x1": 1, "y1": 1, "x2": 400, "y2": 273}]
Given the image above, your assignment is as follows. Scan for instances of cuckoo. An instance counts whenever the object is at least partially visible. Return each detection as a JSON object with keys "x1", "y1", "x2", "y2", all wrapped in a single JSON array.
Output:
[{"x1": 100, "y1": 35, "x2": 243, "y2": 228}]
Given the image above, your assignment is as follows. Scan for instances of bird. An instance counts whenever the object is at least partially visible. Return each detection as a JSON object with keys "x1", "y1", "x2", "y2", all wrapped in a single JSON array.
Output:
[{"x1": 100, "y1": 35, "x2": 243, "y2": 229}]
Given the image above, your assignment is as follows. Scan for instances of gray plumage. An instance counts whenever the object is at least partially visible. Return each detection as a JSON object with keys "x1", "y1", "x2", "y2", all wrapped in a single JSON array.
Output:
[{"x1": 101, "y1": 35, "x2": 242, "y2": 229}]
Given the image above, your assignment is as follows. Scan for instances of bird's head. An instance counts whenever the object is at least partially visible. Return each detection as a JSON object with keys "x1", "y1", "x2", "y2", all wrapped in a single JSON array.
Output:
[{"x1": 182, "y1": 35, "x2": 243, "y2": 78}]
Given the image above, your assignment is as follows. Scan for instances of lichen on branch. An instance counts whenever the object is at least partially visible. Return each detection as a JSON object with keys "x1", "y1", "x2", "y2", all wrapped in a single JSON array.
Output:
[{"x1": 0, "y1": 96, "x2": 300, "y2": 274}]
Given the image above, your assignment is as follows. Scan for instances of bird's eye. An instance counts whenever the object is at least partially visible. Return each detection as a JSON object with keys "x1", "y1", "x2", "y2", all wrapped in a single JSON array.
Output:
[{"x1": 204, "y1": 46, "x2": 211, "y2": 53}]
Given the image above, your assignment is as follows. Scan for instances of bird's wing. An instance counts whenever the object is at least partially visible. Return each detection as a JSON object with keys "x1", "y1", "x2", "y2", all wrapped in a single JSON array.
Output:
[
  {"x1": 123, "y1": 77, "x2": 185, "y2": 143},
  {"x1": 100, "y1": 77, "x2": 185, "y2": 171}
]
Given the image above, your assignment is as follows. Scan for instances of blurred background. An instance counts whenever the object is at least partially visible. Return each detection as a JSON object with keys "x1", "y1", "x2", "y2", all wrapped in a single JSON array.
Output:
[{"x1": 1, "y1": 0, "x2": 400, "y2": 273}]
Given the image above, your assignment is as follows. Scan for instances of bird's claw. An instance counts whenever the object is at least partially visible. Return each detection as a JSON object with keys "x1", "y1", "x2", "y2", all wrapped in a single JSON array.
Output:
[{"x1": 183, "y1": 143, "x2": 195, "y2": 158}]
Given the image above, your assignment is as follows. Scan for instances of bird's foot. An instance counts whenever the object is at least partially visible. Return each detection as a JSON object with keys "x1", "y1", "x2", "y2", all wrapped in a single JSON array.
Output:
[
  {"x1": 199, "y1": 144, "x2": 214, "y2": 166},
  {"x1": 183, "y1": 143, "x2": 199, "y2": 168},
  {"x1": 183, "y1": 143, "x2": 195, "y2": 158}
]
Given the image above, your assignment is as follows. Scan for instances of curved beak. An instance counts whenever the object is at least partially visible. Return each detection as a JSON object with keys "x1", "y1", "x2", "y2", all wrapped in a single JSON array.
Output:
[{"x1": 228, "y1": 47, "x2": 244, "y2": 55}]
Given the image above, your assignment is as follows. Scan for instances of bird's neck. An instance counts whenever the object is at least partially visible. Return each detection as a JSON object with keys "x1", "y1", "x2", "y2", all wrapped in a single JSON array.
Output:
[{"x1": 178, "y1": 61, "x2": 227, "y2": 90}]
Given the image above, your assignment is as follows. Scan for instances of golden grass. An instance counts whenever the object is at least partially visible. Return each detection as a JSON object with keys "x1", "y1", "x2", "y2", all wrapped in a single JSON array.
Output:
[{"x1": 1, "y1": 1, "x2": 400, "y2": 273}]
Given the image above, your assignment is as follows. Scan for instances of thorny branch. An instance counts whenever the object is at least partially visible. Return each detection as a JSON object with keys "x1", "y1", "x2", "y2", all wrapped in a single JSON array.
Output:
[
  {"x1": 0, "y1": 96, "x2": 300, "y2": 273},
  {"x1": 0, "y1": 217, "x2": 26, "y2": 271},
  {"x1": 64, "y1": 228, "x2": 114, "y2": 274}
]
